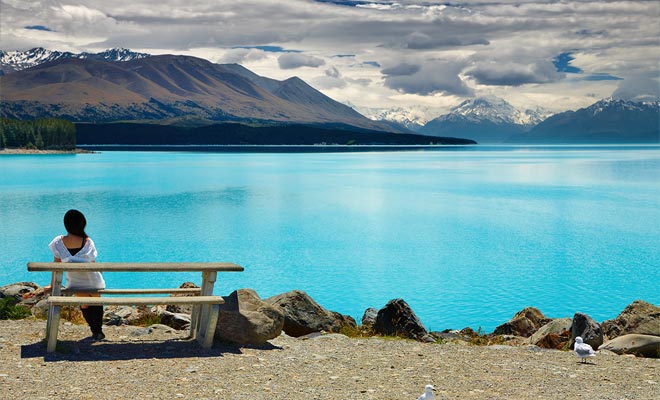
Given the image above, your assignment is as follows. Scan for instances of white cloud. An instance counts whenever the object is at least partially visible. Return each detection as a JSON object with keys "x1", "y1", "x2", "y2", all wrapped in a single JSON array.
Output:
[
  {"x1": 278, "y1": 53, "x2": 326, "y2": 69},
  {"x1": 612, "y1": 75, "x2": 660, "y2": 102}
]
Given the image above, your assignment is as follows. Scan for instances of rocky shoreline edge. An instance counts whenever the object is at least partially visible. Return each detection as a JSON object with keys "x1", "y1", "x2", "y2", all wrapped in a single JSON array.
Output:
[{"x1": 2, "y1": 282, "x2": 658, "y2": 359}]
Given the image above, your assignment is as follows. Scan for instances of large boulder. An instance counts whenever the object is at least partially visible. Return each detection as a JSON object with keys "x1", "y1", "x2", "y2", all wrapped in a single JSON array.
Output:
[
  {"x1": 571, "y1": 312, "x2": 604, "y2": 350},
  {"x1": 0, "y1": 282, "x2": 39, "y2": 299},
  {"x1": 494, "y1": 307, "x2": 547, "y2": 337},
  {"x1": 528, "y1": 318, "x2": 572, "y2": 349},
  {"x1": 265, "y1": 290, "x2": 356, "y2": 337},
  {"x1": 602, "y1": 300, "x2": 660, "y2": 339},
  {"x1": 373, "y1": 298, "x2": 432, "y2": 341},
  {"x1": 215, "y1": 289, "x2": 284, "y2": 345},
  {"x1": 599, "y1": 334, "x2": 660, "y2": 358}
]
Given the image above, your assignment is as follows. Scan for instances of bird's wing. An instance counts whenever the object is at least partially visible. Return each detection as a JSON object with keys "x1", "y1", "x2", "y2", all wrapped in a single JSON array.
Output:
[{"x1": 575, "y1": 343, "x2": 596, "y2": 356}]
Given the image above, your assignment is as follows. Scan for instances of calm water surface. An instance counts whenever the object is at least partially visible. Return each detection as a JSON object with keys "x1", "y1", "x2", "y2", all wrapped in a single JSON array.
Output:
[{"x1": 1, "y1": 145, "x2": 659, "y2": 331}]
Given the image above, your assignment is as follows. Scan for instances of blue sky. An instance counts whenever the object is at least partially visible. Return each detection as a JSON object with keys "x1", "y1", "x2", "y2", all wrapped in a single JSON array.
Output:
[{"x1": 1, "y1": 0, "x2": 658, "y2": 121}]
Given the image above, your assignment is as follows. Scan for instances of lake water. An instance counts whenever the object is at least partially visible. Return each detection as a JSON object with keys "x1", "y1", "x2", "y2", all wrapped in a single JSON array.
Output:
[{"x1": 1, "y1": 145, "x2": 659, "y2": 332}]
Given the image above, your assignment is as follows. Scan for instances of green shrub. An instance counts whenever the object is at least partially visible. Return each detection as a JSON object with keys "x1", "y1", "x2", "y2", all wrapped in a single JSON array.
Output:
[
  {"x1": 129, "y1": 311, "x2": 162, "y2": 327},
  {"x1": 0, "y1": 297, "x2": 32, "y2": 320}
]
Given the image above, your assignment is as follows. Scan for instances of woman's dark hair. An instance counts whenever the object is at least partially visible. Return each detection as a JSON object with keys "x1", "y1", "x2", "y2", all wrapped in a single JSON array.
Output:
[{"x1": 63, "y1": 209, "x2": 88, "y2": 238}]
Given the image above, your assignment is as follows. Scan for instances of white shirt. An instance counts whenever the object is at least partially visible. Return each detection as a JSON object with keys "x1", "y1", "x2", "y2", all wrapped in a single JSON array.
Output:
[{"x1": 49, "y1": 235, "x2": 106, "y2": 290}]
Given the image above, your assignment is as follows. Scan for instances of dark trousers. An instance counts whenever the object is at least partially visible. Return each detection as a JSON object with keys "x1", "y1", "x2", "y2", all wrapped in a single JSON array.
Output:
[{"x1": 80, "y1": 306, "x2": 104, "y2": 335}]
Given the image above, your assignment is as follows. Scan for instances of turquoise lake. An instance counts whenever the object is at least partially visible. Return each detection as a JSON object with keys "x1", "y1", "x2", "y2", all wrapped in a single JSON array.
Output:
[{"x1": 1, "y1": 145, "x2": 659, "y2": 332}]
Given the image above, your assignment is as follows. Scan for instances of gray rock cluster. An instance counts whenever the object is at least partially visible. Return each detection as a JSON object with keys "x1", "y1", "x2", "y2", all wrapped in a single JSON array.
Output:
[
  {"x1": 492, "y1": 301, "x2": 659, "y2": 357},
  {"x1": 3, "y1": 281, "x2": 658, "y2": 356}
]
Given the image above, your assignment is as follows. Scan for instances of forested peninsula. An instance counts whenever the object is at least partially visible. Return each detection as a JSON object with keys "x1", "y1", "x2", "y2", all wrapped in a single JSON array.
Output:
[{"x1": 0, "y1": 118, "x2": 76, "y2": 150}]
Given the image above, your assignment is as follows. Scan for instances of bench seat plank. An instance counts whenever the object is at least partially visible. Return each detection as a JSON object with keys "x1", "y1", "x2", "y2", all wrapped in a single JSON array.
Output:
[
  {"x1": 63, "y1": 288, "x2": 202, "y2": 295},
  {"x1": 47, "y1": 295, "x2": 224, "y2": 306},
  {"x1": 28, "y1": 262, "x2": 243, "y2": 272}
]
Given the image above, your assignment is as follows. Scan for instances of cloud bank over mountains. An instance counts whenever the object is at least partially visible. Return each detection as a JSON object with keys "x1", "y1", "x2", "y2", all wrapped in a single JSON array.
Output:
[{"x1": 1, "y1": 0, "x2": 658, "y2": 119}]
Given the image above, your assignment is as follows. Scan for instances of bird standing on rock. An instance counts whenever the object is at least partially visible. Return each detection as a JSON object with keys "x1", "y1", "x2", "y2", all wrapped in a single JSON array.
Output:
[
  {"x1": 417, "y1": 384, "x2": 436, "y2": 400},
  {"x1": 574, "y1": 336, "x2": 596, "y2": 363}
]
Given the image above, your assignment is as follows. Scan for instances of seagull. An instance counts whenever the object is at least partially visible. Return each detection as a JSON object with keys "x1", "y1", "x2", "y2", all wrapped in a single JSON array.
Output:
[
  {"x1": 574, "y1": 336, "x2": 596, "y2": 363},
  {"x1": 417, "y1": 384, "x2": 436, "y2": 400}
]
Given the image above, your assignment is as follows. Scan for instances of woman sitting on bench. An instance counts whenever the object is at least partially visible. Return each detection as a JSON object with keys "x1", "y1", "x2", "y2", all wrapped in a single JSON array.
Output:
[{"x1": 24, "y1": 209, "x2": 106, "y2": 340}]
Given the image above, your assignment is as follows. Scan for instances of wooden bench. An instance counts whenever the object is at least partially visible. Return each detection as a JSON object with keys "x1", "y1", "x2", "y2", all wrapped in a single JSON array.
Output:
[{"x1": 27, "y1": 262, "x2": 244, "y2": 352}]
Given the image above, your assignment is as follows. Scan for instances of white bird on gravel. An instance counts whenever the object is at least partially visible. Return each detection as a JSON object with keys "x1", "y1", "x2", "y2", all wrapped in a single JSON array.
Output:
[
  {"x1": 574, "y1": 336, "x2": 596, "y2": 363},
  {"x1": 417, "y1": 384, "x2": 436, "y2": 400}
]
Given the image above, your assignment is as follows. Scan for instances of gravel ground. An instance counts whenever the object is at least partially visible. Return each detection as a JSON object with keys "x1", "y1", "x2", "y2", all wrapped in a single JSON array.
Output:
[{"x1": 1, "y1": 319, "x2": 658, "y2": 399}]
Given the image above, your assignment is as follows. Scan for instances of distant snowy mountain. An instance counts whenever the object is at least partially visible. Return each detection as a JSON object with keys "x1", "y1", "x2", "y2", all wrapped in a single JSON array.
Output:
[
  {"x1": 507, "y1": 98, "x2": 660, "y2": 144},
  {"x1": 419, "y1": 97, "x2": 551, "y2": 143},
  {"x1": 0, "y1": 47, "x2": 149, "y2": 74},
  {"x1": 355, "y1": 105, "x2": 430, "y2": 132}
]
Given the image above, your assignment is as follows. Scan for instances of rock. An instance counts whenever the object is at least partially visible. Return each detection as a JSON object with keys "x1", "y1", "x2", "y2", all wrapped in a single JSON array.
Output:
[
  {"x1": 602, "y1": 300, "x2": 660, "y2": 339},
  {"x1": 166, "y1": 282, "x2": 200, "y2": 315},
  {"x1": 528, "y1": 318, "x2": 572, "y2": 349},
  {"x1": 599, "y1": 334, "x2": 660, "y2": 358},
  {"x1": 103, "y1": 305, "x2": 151, "y2": 326},
  {"x1": 146, "y1": 324, "x2": 176, "y2": 334},
  {"x1": 31, "y1": 299, "x2": 49, "y2": 319},
  {"x1": 215, "y1": 288, "x2": 284, "y2": 345},
  {"x1": 373, "y1": 298, "x2": 429, "y2": 341},
  {"x1": 361, "y1": 307, "x2": 378, "y2": 328},
  {"x1": 158, "y1": 310, "x2": 191, "y2": 330},
  {"x1": 431, "y1": 330, "x2": 464, "y2": 342},
  {"x1": 0, "y1": 282, "x2": 39, "y2": 299},
  {"x1": 494, "y1": 307, "x2": 547, "y2": 337},
  {"x1": 571, "y1": 312, "x2": 604, "y2": 350},
  {"x1": 265, "y1": 290, "x2": 356, "y2": 337}
]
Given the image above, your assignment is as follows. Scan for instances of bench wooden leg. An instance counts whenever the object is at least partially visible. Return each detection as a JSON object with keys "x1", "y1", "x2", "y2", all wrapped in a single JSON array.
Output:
[
  {"x1": 197, "y1": 304, "x2": 219, "y2": 349},
  {"x1": 189, "y1": 304, "x2": 201, "y2": 339},
  {"x1": 46, "y1": 305, "x2": 61, "y2": 353}
]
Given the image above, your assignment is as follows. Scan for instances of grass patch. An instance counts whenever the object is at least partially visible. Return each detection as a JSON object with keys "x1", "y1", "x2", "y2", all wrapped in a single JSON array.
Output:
[
  {"x1": 338, "y1": 325, "x2": 376, "y2": 338},
  {"x1": 465, "y1": 327, "x2": 507, "y2": 346},
  {"x1": 128, "y1": 311, "x2": 162, "y2": 327},
  {"x1": 0, "y1": 297, "x2": 32, "y2": 320}
]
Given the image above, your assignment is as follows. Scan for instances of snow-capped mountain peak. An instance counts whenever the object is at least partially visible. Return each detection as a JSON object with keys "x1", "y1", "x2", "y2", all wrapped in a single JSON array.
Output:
[
  {"x1": 585, "y1": 97, "x2": 660, "y2": 116},
  {"x1": 0, "y1": 48, "x2": 150, "y2": 74},
  {"x1": 447, "y1": 97, "x2": 548, "y2": 126},
  {"x1": 0, "y1": 48, "x2": 74, "y2": 73},
  {"x1": 349, "y1": 103, "x2": 431, "y2": 131},
  {"x1": 88, "y1": 48, "x2": 149, "y2": 62}
]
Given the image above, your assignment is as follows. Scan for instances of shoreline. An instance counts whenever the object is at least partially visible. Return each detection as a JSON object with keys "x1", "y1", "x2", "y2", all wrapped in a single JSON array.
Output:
[{"x1": 0, "y1": 148, "x2": 94, "y2": 155}]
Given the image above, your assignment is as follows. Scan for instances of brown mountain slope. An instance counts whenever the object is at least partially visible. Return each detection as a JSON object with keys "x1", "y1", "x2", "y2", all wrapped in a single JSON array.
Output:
[{"x1": 0, "y1": 55, "x2": 391, "y2": 131}]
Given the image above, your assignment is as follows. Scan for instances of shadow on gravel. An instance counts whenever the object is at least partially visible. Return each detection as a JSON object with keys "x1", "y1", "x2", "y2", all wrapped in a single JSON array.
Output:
[{"x1": 21, "y1": 339, "x2": 281, "y2": 362}]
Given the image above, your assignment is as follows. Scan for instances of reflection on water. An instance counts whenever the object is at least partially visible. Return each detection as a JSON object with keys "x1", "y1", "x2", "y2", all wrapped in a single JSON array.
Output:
[{"x1": 1, "y1": 146, "x2": 659, "y2": 331}]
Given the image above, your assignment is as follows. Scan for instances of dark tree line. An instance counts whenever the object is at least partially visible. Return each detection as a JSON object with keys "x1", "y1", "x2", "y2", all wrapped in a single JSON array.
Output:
[{"x1": 0, "y1": 118, "x2": 76, "y2": 150}]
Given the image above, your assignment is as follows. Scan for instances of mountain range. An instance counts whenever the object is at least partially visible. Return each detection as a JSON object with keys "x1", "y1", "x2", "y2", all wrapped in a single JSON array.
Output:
[
  {"x1": 0, "y1": 48, "x2": 393, "y2": 132},
  {"x1": 1, "y1": 48, "x2": 658, "y2": 144},
  {"x1": 418, "y1": 97, "x2": 550, "y2": 143},
  {"x1": 507, "y1": 98, "x2": 660, "y2": 144}
]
